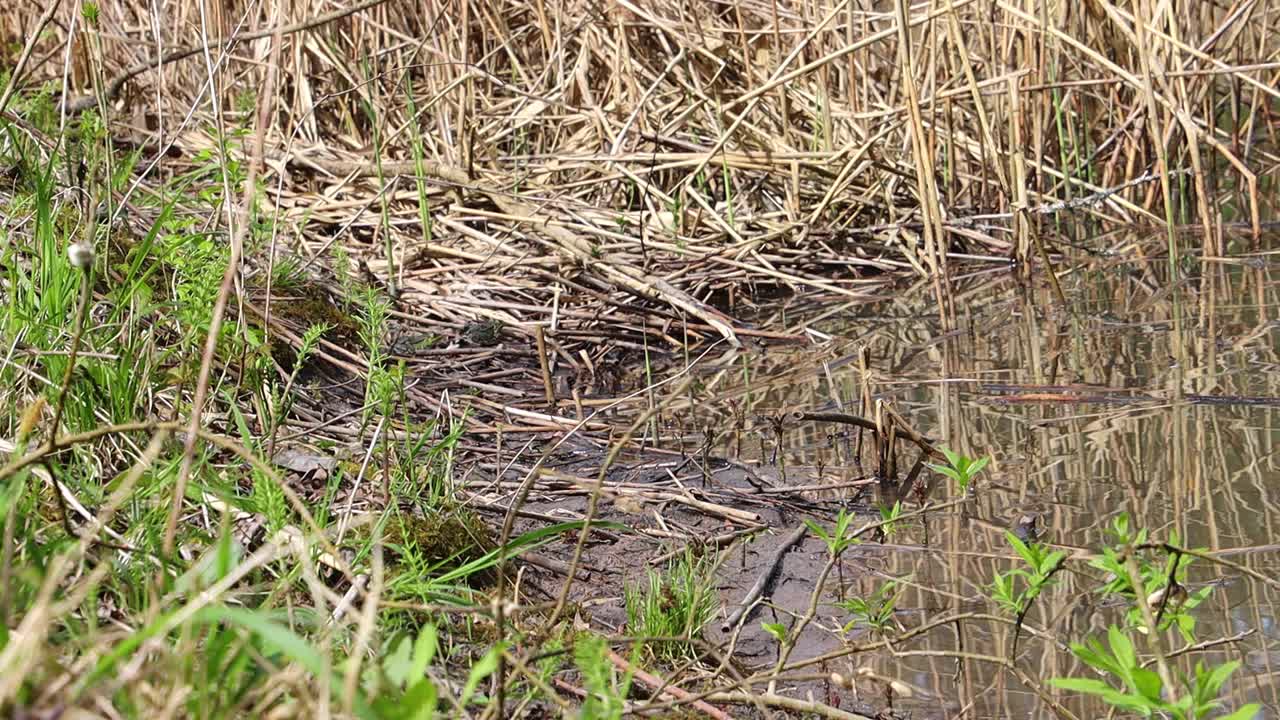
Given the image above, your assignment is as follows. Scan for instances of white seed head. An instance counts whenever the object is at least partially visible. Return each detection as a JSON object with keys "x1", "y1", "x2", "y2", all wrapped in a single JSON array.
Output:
[{"x1": 68, "y1": 242, "x2": 95, "y2": 269}]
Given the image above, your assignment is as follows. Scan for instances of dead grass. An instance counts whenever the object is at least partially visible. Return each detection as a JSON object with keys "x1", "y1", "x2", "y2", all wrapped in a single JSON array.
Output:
[{"x1": 0, "y1": 0, "x2": 1278, "y2": 717}]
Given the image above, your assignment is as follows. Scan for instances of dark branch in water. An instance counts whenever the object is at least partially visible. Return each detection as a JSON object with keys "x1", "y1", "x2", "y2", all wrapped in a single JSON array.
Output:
[
  {"x1": 721, "y1": 523, "x2": 808, "y2": 632},
  {"x1": 791, "y1": 410, "x2": 942, "y2": 460}
]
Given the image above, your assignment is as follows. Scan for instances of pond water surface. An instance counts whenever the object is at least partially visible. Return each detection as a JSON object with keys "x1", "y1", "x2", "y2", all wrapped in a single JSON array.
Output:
[{"x1": 651, "y1": 234, "x2": 1280, "y2": 717}]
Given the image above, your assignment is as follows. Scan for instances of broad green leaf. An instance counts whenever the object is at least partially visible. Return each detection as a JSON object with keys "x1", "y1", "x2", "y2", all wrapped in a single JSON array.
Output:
[
  {"x1": 1108, "y1": 626, "x2": 1137, "y2": 671},
  {"x1": 1070, "y1": 638, "x2": 1123, "y2": 677},
  {"x1": 1042, "y1": 551, "x2": 1067, "y2": 575},
  {"x1": 1177, "y1": 613, "x2": 1197, "y2": 643},
  {"x1": 383, "y1": 633, "x2": 416, "y2": 688},
  {"x1": 1217, "y1": 704, "x2": 1261, "y2": 720},
  {"x1": 941, "y1": 447, "x2": 961, "y2": 467},
  {"x1": 1052, "y1": 678, "x2": 1155, "y2": 712},
  {"x1": 1129, "y1": 667, "x2": 1163, "y2": 704},
  {"x1": 409, "y1": 624, "x2": 439, "y2": 683},
  {"x1": 460, "y1": 642, "x2": 503, "y2": 706},
  {"x1": 193, "y1": 606, "x2": 326, "y2": 677},
  {"x1": 404, "y1": 678, "x2": 438, "y2": 720},
  {"x1": 1202, "y1": 660, "x2": 1241, "y2": 698},
  {"x1": 1005, "y1": 531, "x2": 1036, "y2": 567},
  {"x1": 804, "y1": 518, "x2": 832, "y2": 544},
  {"x1": 1051, "y1": 677, "x2": 1116, "y2": 695},
  {"x1": 930, "y1": 465, "x2": 960, "y2": 482}
]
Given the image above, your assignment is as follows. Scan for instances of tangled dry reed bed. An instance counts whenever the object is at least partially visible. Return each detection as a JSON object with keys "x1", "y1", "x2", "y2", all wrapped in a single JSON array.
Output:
[
  {"x1": 10, "y1": 0, "x2": 1280, "y2": 356},
  {"x1": 1, "y1": 0, "x2": 1279, "y2": 717},
  {"x1": 6, "y1": 0, "x2": 1278, "y2": 393}
]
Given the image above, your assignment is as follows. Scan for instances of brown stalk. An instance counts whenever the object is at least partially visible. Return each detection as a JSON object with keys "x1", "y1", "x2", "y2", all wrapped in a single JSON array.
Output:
[{"x1": 162, "y1": 19, "x2": 278, "y2": 557}]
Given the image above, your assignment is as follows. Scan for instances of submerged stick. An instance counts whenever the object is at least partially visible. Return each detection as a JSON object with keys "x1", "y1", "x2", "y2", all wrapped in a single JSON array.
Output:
[
  {"x1": 791, "y1": 410, "x2": 943, "y2": 460},
  {"x1": 721, "y1": 524, "x2": 807, "y2": 631}
]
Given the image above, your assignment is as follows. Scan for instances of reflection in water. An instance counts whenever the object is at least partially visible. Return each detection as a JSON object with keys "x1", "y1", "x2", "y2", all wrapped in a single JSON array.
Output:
[{"x1": 654, "y1": 242, "x2": 1280, "y2": 717}]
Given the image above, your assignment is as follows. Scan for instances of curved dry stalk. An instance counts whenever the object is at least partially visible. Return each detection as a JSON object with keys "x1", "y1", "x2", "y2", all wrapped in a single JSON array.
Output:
[
  {"x1": 884, "y1": 649, "x2": 1080, "y2": 720},
  {"x1": 1140, "y1": 542, "x2": 1280, "y2": 592},
  {"x1": 706, "y1": 691, "x2": 872, "y2": 720}
]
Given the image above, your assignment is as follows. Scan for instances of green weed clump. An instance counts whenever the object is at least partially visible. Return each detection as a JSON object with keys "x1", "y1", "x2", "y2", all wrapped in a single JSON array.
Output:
[
  {"x1": 625, "y1": 550, "x2": 720, "y2": 664},
  {"x1": 0, "y1": 85, "x2": 567, "y2": 720}
]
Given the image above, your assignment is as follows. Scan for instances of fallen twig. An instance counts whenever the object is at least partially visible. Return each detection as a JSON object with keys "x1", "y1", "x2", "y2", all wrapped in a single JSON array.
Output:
[
  {"x1": 608, "y1": 651, "x2": 737, "y2": 720},
  {"x1": 721, "y1": 524, "x2": 807, "y2": 631}
]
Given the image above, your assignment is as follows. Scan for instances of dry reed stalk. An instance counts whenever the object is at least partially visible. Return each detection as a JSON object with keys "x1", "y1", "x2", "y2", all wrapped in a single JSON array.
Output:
[{"x1": 4, "y1": 7, "x2": 1278, "y2": 711}]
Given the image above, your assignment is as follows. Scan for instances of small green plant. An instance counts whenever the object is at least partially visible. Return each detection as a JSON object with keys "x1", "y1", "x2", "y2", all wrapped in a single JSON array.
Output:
[
  {"x1": 249, "y1": 462, "x2": 289, "y2": 533},
  {"x1": 574, "y1": 633, "x2": 635, "y2": 720},
  {"x1": 761, "y1": 621, "x2": 787, "y2": 643},
  {"x1": 625, "y1": 549, "x2": 719, "y2": 663},
  {"x1": 378, "y1": 518, "x2": 603, "y2": 608},
  {"x1": 991, "y1": 530, "x2": 1066, "y2": 657},
  {"x1": 991, "y1": 531, "x2": 1067, "y2": 617},
  {"x1": 357, "y1": 287, "x2": 402, "y2": 431},
  {"x1": 665, "y1": 194, "x2": 684, "y2": 234},
  {"x1": 928, "y1": 448, "x2": 990, "y2": 495},
  {"x1": 1090, "y1": 514, "x2": 1211, "y2": 642},
  {"x1": 332, "y1": 244, "x2": 356, "y2": 310},
  {"x1": 373, "y1": 625, "x2": 501, "y2": 715},
  {"x1": 391, "y1": 418, "x2": 464, "y2": 508},
  {"x1": 265, "y1": 321, "x2": 328, "y2": 447},
  {"x1": 877, "y1": 501, "x2": 903, "y2": 540},
  {"x1": 1051, "y1": 626, "x2": 1258, "y2": 720},
  {"x1": 169, "y1": 230, "x2": 235, "y2": 354},
  {"x1": 373, "y1": 624, "x2": 441, "y2": 720},
  {"x1": 805, "y1": 508, "x2": 861, "y2": 557},
  {"x1": 839, "y1": 578, "x2": 902, "y2": 637},
  {"x1": 761, "y1": 621, "x2": 787, "y2": 663}
]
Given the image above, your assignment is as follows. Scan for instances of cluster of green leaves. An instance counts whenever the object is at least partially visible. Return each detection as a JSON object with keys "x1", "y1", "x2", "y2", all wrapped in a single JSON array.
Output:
[
  {"x1": 991, "y1": 530, "x2": 1068, "y2": 659},
  {"x1": 391, "y1": 417, "x2": 466, "y2": 508},
  {"x1": 839, "y1": 578, "x2": 902, "y2": 637},
  {"x1": 574, "y1": 634, "x2": 637, "y2": 720},
  {"x1": 921, "y1": 451, "x2": 1252, "y2": 718},
  {"x1": 358, "y1": 287, "x2": 403, "y2": 428},
  {"x1": 1052, "y1": 627, "x2": 1257, "y2": 720},
  {"x1": 372, "y1": 624, "x2": 506, "y2": 720},
  {"x1": 1048, "y1": 514, "x2": 1252, "y2": 718},
  {"x1": 877, "y1": 500, "x2": 903, "y2": 540},
  {"x1": 1089, "y1": 514, "x2": 1211, "y2": 642},
  {"x1": 808, "y1": 509, "x2": 903, "y2": 637},
  {"x1": 805, "y1": 507, "x2": 860, "y2": 556},
  {"x1": 990, "y1": 531, "x2": 1067, "y2": 618},
  {"x1": 928, "y1": 447, "x2": 990, "y2": 495}
]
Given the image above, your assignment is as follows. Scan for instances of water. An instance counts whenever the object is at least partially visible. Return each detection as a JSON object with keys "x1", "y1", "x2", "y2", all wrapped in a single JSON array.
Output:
[{"x1": 651, "y1": 243, "x2": 1280, "y2": 717}]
